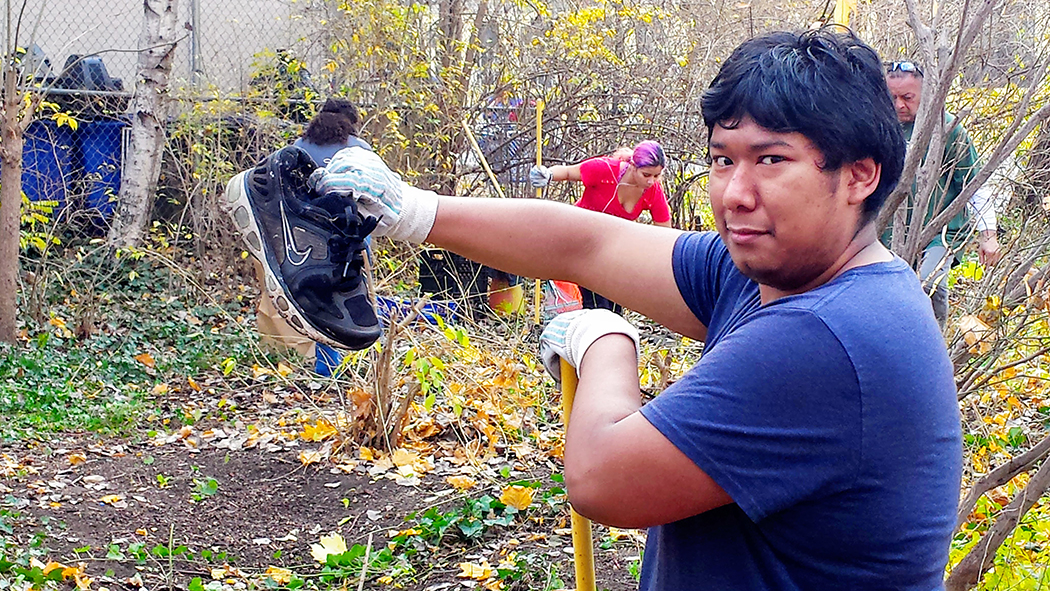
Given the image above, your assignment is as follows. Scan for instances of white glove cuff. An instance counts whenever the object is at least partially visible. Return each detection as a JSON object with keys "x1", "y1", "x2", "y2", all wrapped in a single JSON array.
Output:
[
  {"x1": 389, "y1": 185, "x2": 439, "y2": 244},
  {"x1": 567, "y1": 309, "x2": 641, "y2": 368}
]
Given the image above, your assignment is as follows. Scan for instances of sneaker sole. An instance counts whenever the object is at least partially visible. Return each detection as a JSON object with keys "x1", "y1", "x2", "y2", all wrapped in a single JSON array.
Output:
[{"x1": 223, "y1": 171, "x2": 350, "y2": 350}]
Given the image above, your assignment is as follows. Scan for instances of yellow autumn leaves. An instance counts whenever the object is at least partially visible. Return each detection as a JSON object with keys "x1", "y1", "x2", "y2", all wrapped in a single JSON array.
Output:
[
  {"x1": 310, "y1": 532, "x2": 349, "y2": 564},
  {"x1": 457, "y1": 553, "x2": 531, "y2": 590},
  {"x1": 499, "y1": 485, "x2": 535, "y2": 511},
  {"x1": 33, "y1": 560, "x2": 91, "y2": 590}
]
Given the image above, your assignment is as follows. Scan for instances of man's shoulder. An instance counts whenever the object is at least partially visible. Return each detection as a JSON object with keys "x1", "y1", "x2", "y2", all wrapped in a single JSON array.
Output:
[
  {"x1": 787, "y1": 260, "x2": 928, "y2": 319},
  {"x1": 779, "y1": 260, "x2": 952, "y2": 374},
  {"x1": 672, "y1": 231, "x2": 753, "y2": 321}
]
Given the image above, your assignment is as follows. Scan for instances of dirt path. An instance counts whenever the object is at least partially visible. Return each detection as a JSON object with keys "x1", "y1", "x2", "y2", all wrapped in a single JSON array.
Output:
[{"x1": 2, "y1": 427, "x2": 643, "y2": 590}]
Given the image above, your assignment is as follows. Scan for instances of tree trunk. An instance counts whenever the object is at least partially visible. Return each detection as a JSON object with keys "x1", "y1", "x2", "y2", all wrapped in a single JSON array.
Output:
[
  {"x1": 107, "y1": 0, "x2": 179, "y2": 249},
  {"x1": 0, "y1": 64, "x2": 23, "y2": 343}
]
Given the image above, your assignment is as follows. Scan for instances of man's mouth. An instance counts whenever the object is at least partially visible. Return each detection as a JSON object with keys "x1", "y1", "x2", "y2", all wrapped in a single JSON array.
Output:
[{"x1": 725, "y1": 226, "x2": 768, "y2": 245}]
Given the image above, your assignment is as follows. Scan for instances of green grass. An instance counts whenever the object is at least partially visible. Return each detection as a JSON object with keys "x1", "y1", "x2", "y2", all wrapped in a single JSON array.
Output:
[
  {"x1": 1, "y1": 251, "x2": 264, "y2": 441},
  {"x1": 0, "y1": 339, "x2": 152, "y2": 439}
]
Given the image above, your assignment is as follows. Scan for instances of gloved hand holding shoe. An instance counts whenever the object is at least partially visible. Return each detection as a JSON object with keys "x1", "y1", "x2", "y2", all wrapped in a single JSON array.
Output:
[
  {"x1": 539, "y1": 309, "x2": 640, "y2": 384},
  {"x1": 309, "y1": 147, "x2": 439, "y2": 244}
]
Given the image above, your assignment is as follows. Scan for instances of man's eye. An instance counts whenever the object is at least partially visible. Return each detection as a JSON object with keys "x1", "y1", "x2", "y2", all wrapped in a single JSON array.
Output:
[
  {"x1": 712, "y1": 156, "x2": 732, "y2": 166},
  {"x1": 759, "y1": 155, "x2": 784, "y2": 165}
]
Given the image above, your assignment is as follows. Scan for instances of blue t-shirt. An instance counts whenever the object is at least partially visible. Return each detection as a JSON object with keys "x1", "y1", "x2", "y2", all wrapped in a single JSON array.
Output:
[
  {"x1": 637, "y1": 232, "x2": 962, "y2": 590},
  {"x1": 294, "y1": 136, "x2": 372, "y2": 167}
]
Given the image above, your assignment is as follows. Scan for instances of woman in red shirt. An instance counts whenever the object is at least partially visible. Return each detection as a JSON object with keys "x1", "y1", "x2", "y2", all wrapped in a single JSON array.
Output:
[{"x1": 529, "y1": 140, "x2": 672, "y2": 312}]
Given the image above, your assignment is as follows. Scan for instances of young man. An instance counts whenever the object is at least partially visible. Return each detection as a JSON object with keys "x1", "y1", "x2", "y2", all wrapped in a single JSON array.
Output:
[
  {"x1": 235, "y1": 28, "x2": 962, "y2": 589},
  {"x1": 885, "y1": 62, "x2": 1001, "y2": 324}
]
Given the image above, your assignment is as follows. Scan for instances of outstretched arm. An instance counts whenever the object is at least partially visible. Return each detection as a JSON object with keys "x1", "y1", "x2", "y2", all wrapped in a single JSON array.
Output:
[
  {"x1": 310, "y1": 147, "x2": 706, "y2": 338},
  {"x1": 547, "y1": 163, "x2": 583, "y2": 183},
  {"x1": 427, "y1": 197, "x2": 706, "y2": 339}
]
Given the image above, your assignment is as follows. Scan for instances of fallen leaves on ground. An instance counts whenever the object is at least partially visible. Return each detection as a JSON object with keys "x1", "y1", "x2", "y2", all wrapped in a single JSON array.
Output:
[
  {"x1": 447, "y1": 475, "x2": 477, "y2": 491},
  {"x1": 457, "y1": 560, "x2": 493, "y2": 580},
  {"x1": 499, "y1": 485, "x2": 534, "y2": 511},
  {"x1": 310, "y1": 532, "x2": 348, "y2": 564},
  {"x1": 264, "y1": 566, "x2": 293, "y2": 585},
  {"x1": 301, "y1": 418, "x2": 338, "y2": 442},
  {"x1": 299, "y1": 450, "x2": 323, "y2": 465}
]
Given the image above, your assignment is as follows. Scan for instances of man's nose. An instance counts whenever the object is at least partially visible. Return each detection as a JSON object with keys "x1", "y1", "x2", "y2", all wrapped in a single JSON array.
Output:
[{"x1": 720, "y1": 167, "x2": 757, "y2": 210}]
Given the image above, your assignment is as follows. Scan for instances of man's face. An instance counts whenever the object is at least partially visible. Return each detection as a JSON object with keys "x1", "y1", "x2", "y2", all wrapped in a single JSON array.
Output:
[
  {"x1": 708, "y1": 117, "x2": 864, "y2": 293},
  {"x1": 886, "y1": 75, "x2": 922, "y2": 124}
]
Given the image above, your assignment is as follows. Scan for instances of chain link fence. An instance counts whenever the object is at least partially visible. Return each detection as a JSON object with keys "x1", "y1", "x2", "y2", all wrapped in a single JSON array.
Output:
[
  {"x1": 7, "y1": 0, "x2": 305, "y2": 230},
  {"x1": 8, "y1": 0, "x2": 706, "y2": 236}
]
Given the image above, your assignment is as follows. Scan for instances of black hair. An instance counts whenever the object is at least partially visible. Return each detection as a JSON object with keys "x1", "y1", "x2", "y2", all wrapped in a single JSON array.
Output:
[
  {"x1": 701, "y1": 27, "x2": 905, "y2": 224},
  {"x1": 303, "y1": 112, "x2": 355, "y2": 146},
  {"x1": 302, "y1": 98, "x2": 362, "y2": 146},
  {"x1": 320, "y1": 98, "x2": 360, "y2": 130}
]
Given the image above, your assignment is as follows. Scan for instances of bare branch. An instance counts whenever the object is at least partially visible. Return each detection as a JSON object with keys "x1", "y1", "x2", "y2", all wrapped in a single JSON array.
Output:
[
  {"x1": 955, "y1": 433, "x2": 1050, "y2": 533},
  {"x1": 946, "y1": 455, "x2": 1050, "y2": 591}
]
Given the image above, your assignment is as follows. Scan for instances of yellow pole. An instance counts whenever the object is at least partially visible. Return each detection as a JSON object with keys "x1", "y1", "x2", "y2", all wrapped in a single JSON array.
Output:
[
  {"x1": 461, "y1": 119, "x2": 507, "y2": 199},
  {"x1": 832, "y1": 0, "x2": 855, "y2": 26},
  {"x1": 533, "y1": 101, "x2": 546, "y2": 326},
  {"x1": 535, "y1": 100, "x2": 544, "y2": 199},
  {"x1": 560, "y1": 358, "x2": 596, "y2": 591}
]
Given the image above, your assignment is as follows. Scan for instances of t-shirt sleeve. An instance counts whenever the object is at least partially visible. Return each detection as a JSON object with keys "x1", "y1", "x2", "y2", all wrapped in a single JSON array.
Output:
[
  {"x1": 672, "y1": 232, "x2": 735, "y2": 327},
  {"x1": 646, "y1": 183, "x2": 672, "y2": 224},
  {"x1": 578, "y1": 157, "x2": 615, "y2": 188},
  {"x1": 639, "y1": 308, "x2": 862, "y2": 522}
]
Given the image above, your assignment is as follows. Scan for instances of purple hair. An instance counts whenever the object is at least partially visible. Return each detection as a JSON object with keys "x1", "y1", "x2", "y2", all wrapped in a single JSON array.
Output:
[{"x1": 632, "y1": 140, "x2": 666, "y2": 168}]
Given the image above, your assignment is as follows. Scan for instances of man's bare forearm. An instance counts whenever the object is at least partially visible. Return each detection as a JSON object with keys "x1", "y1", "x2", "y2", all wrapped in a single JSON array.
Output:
[
  {"x1": 425, "y1": 196, "x2": 705, "y2": 339},
  {"x1": 425, "y1": 196, "x2": 615, "y2": 282}
]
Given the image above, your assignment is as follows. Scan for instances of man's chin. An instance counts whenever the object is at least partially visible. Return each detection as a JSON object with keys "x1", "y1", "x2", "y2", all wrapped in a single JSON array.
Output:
[{"x1": 733, "y1": 260, "x2": 823, "y2": 293}]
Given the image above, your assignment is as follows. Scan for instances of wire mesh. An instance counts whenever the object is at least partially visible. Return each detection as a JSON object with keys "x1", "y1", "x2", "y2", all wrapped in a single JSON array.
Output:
[{"x1": 3, "y1": 0, "x2": 305, "y2": 233}]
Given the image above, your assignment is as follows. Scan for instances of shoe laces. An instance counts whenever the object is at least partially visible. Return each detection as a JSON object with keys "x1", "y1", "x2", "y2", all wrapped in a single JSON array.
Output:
[{"x1": 325, "y1": 203, "x2": 379, "y2": 287}]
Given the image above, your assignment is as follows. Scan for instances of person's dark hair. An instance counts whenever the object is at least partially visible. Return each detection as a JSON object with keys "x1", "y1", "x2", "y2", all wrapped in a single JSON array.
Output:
[
  {"x1": 701, "y1": 27, "x2": 905, "y2": 224},
  {"x1": 302, "y1": 112, "x2": 354, "y2": 146},
  {"x1": 320, "y1": 98, "x2": 360, "y2": 131}
]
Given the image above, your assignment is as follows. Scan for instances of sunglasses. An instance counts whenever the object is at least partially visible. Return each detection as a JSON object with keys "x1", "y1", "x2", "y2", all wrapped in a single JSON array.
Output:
[{"x1": 888, "y1": 61, "x2": 923, "y2": 76}]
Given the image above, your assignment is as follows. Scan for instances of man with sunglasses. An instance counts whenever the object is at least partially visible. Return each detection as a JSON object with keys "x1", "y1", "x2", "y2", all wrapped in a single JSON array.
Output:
[{"x1": 885, "y1": 61, "x2": 1001, "y2": 326}]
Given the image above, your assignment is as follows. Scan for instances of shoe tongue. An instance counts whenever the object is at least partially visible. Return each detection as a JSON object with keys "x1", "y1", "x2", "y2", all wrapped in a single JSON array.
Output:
[
  {"x1": 309, "y1": 194, "x2": 355, "y2": 218},
  {"x1": 307, "y1": 194, "x2": 377, "y2": 240}
]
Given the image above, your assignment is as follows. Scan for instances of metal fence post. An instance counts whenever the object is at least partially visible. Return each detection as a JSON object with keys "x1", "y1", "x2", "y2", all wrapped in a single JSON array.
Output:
[{"x1": 190, "y1": 0, "x2": 201, "y2": 85}]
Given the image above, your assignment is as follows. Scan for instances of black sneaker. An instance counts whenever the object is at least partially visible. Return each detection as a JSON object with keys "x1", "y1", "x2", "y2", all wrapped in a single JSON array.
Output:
[{"x1": 224, "y1": 146, "x2": 382, "y2": 350}]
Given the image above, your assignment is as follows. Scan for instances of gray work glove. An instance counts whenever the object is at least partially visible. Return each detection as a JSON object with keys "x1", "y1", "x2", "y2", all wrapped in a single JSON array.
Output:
[
  {"x1": 539, "y1": 309, "x2": 640, "y2": 384},
  {"x1": 529, "y1": 165, "x2": 553, "y2": 189},
  {"x1": 308, "y1": 147, "x2": 438, "y2": 244}
]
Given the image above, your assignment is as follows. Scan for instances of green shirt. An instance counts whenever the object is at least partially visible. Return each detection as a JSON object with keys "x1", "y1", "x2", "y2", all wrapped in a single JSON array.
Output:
[{"x1": 885, "y1": 112, "x2": 980, "y2": 257}]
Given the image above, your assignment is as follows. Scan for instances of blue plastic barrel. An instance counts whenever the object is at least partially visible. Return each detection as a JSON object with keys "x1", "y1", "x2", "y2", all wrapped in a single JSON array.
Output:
[
  {"x1": 22, "y1": 120, "x2": 76, "y2": 212},
  {"x1": 79, "y1": 119, "x2": 127, "y2": 219}
]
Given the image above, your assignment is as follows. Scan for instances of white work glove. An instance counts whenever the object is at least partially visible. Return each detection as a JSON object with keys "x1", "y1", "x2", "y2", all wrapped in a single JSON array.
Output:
[
  {"x1": 308, "y1": 147, "x2": 438, "y2": 244},
  {"x1": 529, "y1": 164, "x2": 553, "y2": 189},
  {"x1": 539, "y1": 309, "x2": 640, "y2": 384}
]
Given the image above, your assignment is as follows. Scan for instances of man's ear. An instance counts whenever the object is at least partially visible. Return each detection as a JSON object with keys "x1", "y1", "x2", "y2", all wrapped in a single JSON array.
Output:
[{"x1": 846, "y1": 158, "x2": 881, "y2": 206}]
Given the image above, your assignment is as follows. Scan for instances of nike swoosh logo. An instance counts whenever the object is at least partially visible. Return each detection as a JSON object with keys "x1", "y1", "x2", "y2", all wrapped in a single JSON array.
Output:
[{"x1": 281, "y1": 201, "x2": 312, "y2": 266}]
